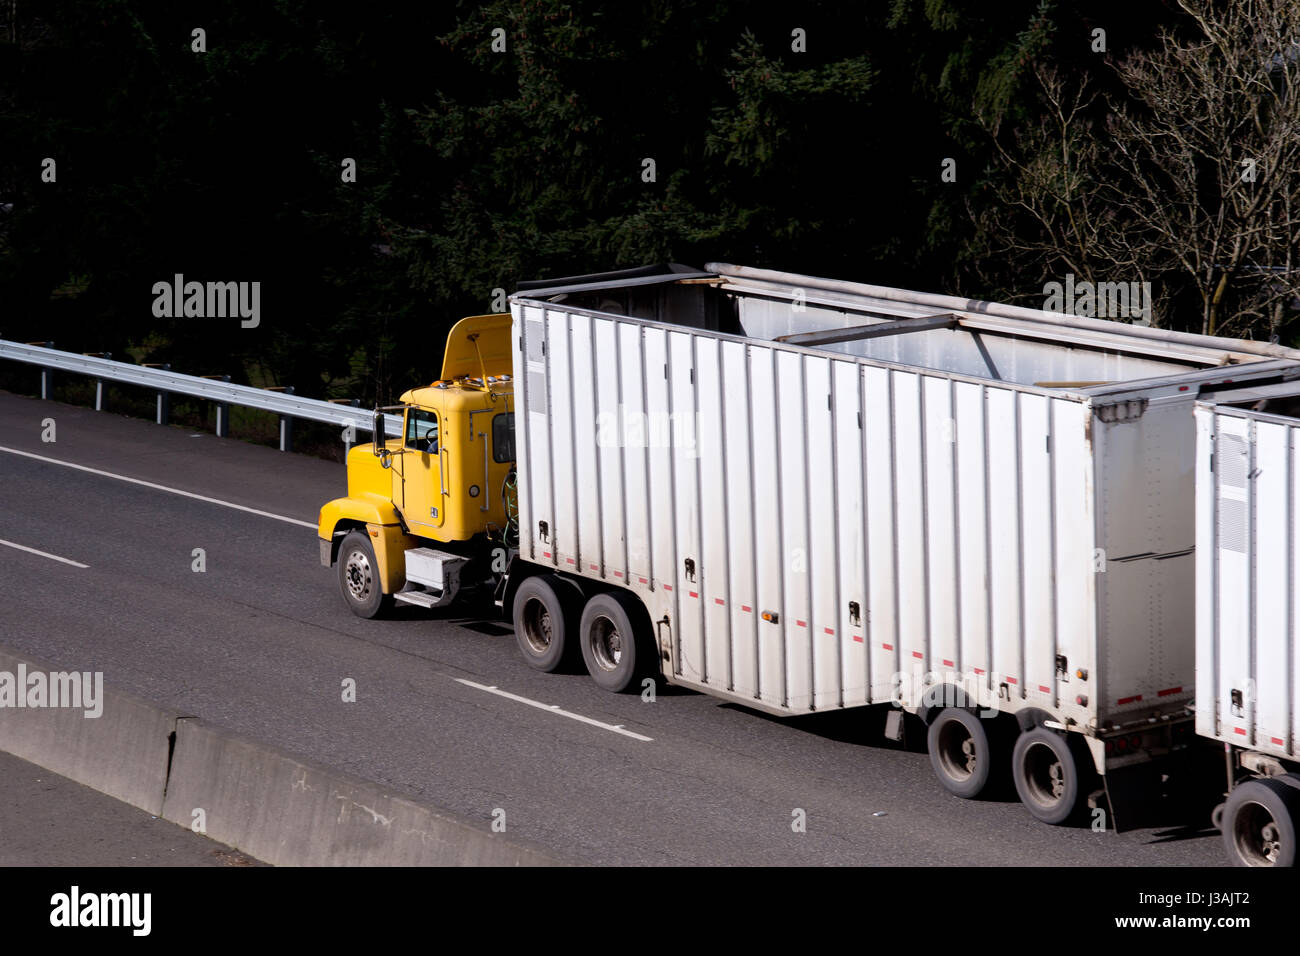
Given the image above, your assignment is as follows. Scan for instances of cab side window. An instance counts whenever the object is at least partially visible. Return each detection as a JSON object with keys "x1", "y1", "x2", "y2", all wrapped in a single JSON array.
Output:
[
  {"x1": 405, "y1": 408, "x2": 439, "y2": 453},
  {"x1": 492, "y1": 412, "x2": 515, "y2": 463}
]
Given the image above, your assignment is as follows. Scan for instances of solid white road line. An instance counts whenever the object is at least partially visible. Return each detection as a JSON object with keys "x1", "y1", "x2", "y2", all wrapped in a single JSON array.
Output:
[
  {"x1": 0, "y1": 537, "x2": 89, "y2": 568},
  {"x1": 454, "y1": 678, "x2": 654, "y2": 742},
  {"x1": 0, "y1": 445, "x2": 317, "y2": 529}
]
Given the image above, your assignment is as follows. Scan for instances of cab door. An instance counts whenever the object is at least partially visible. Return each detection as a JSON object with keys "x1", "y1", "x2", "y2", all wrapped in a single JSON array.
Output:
[{"x1": 396, "y1": 405, "x2": 445, "y2": 536}]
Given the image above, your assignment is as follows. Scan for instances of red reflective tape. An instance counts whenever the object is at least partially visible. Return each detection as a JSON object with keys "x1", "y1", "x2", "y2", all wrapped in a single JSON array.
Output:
[
  {"x1": 542, "y1": 551, "x2": 552, "y2": 559},
  {"x1": 1234, "y1": 727, "x2": 1247, "y2": 736},
  {"x1": 1006, "y1": 677, "x2": 1017, "y2": 685},
  {"x1": 1157, "y1": 686, "x2": 1182, "y2": 697},
  {"x1": 715, "y1": 598, "x2": 725, "y2": 606},
  {"x1": 638, "y1": 577, "x2": 647, "y2": 584},
  {"x1": 741, "y1": 605, "x2": 752, "y2": 613},
  {"x1": 796, "y1": 620, "x2": 807, "y2": 627},
  {"x1": 688, "y1": 591, "x2": 698, "y2": 599},
  {"x1": 663, "y1": 584, "x2": 672, "y2": 591},
  {"x1": 943, "y1": 659, "x2": 954, "y2": 667},
  {"x1": 882, "y1": 643, "x2": 894, "y2": 651},
  {"x1": 824, "y1": 627, "x2": 834, "y2": 635},
  {"x1": 912, "y1": 651, "x2": 923, "y2": 659},
  {"x1": 974, "y1": 668, "x2": 985, "y2": 675},
  {"x1": 852, "y1": 634, "x2": 864, "y2": 643},
  {"x1": 613, "y1": 570, "x2": 623, "y2": 578},
  {"x1": 566, "y1": 557, "x2": 576, "y2": 565},
  {"x1": 1117, "y1": 694, "x2": 1142, "y2": 705},
  {"x1": 1038, "y1": 685, "x2": 1050, "y2": 693},
  {"x1": 589, "y1": 563, "x2": 598, "y2": 571},
  {"x1": 1272, "y1": 736, "x2": 1285, "y2": 746}
]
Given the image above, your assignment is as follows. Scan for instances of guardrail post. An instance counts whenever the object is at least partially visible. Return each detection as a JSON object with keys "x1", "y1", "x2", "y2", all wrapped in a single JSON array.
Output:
[
  {"x1": 265, "y1": 385, "x2": 294, "y2": 451},
  {"x1": 27, "y1": 341, "x2": 53, "y2": 398},
  {"x1": 204, "y1": 375, "x2": 232, "y2": 437},
  {"x1": 143, "y1": 363, "x2": 170, "y2": 424},
  {"x1": 84, "y1": 352, "x2": 111, "y2": 410}
]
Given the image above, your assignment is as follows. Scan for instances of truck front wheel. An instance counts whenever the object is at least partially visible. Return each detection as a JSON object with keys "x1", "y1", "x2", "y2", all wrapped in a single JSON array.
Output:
[
  {"x1": 1221, "y1": 777, "x2": 1299, "y2": 867},
  {"x1": 337, "y1": 530, "x2": 392, "y2": 619},
  {"x1": 579, "y1": 591, "x2": 652, "y2": 693}
]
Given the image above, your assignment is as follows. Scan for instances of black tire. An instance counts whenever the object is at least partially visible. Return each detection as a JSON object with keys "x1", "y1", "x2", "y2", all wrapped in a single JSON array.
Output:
[
  {"x1": 512, "y1": 576, "x2": 577, "y2": 673},
  {"x1": 337, "y1": 530, "x2": 393, "y2": 619},
  {"x1": 928, "y1": 707, "x2": 997, "y2": 799},
  {"x1": 1012, "y1": 727, "x2": 1092, "y2": 825},
  {"x1": 1221, "y1": 777, "x2": 1299, "y2": 867},
  {"x1": 578, "y1": 591, "x2": 652, "y2": 693}
]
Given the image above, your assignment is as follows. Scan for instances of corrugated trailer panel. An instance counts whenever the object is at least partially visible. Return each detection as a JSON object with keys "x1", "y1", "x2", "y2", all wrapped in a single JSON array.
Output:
[
  {"x1": 776, "y1": 349, "x2": 812, "y2": 709},
  {"x1": 922, "y1": 376, "x2": 958, "y2": 677},
  {"x1": 986, "y1": 387, "x2": 1024, "y2": 697},
  {"x1": 954, "y1": 381, "x2": 991, "y2": 682},
  {"x1": 1196, "y1": 403, "x2": 1299, "y2": 757},
  {"x1": 721, "y1": 339, "x2": 759, "y2": 698},
  {"x1": 862, "y1": 365, "x2": 900, "y2": 702},
  {"x1": 1053, "y1": 399, "x2": 1096, "y2": 712},
  {"x1": 1093, "y1": 399, "x2": 1199, "y2": 724},
  {"x1": 750, "y1": 348, "x2": 785, "y2": 704},
  {"x1": 833, "y1": 360, "x2": 869, "y2": 705},
  {"x1": 514, "y1": 304, "x2": 1099, "y2": 720}
]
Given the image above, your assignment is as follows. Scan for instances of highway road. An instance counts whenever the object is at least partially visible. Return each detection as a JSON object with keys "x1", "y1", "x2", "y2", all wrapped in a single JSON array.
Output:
[{"x1": 0, "y1": 390, "x2": 1227, "y2": 865}]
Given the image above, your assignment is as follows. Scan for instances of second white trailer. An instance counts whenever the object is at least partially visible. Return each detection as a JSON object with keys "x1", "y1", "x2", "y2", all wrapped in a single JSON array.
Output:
[{"x1": 1195, "y1": 385, "x2": 1300, "y2": 864}]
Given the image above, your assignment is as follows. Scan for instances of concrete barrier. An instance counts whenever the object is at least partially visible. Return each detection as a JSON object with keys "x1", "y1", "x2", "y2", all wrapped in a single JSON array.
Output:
[
  {"x1": 160, "y1": 718, "x2": 564, "y2": 866},
  {"x1": 0, "y1": 647, "x2": 181, "y2": 815},
  {"x1": 0, "y1": 644, "x2": 565, "y2": 865}
]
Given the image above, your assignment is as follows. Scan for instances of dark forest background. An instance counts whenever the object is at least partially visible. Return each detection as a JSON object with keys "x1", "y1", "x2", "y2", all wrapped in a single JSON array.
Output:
[{"x1": 2, "y1": 0, "x2": 1293, "y2": 427}]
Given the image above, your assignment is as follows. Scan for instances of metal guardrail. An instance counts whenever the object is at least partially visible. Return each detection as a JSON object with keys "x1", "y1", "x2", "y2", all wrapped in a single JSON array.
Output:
[{"x1": 0, "y1": 339, "x2": 402, "y2": 450}]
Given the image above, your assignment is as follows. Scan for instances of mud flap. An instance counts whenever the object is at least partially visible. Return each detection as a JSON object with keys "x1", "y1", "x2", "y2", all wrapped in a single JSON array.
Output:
[{"x1": 1101, "y1": 749, "x2": 1220, "y2": 832}]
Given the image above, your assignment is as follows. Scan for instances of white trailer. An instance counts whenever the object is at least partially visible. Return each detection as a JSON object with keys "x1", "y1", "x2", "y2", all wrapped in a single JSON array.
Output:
[
  {"x1": 503, "y1": 263, "x2": 1300, "y2": 828},
  {"x1": 1195, "y1": 384, "x2": 1300, "y2": 865}
]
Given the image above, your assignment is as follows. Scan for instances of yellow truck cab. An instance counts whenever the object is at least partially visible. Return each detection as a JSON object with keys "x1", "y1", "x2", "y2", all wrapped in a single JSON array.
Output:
[{"x1": 318, "y1": 313, "x2": 516, "y2": 616}]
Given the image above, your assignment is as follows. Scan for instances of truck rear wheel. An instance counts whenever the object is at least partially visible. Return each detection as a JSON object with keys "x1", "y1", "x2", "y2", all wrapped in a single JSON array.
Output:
[
  {"x1": 338, "y1": 530, "x2": 392, "y2": 619},
  {"x1": 1221, "y1": 777, "x2": 1299, "y2": 867},
  {"x1": 579, "y1": 591, "x2": 651, "y2": 693},
  {"x1": 928, "y1": 708, "x2": 998, "y2": 799},
  {"x1": 1012, "y1": 727, "x2": 1091, "y2": 825},
  {"x1": 512, "y1": 576, "x2": 577, "y2": 673}
]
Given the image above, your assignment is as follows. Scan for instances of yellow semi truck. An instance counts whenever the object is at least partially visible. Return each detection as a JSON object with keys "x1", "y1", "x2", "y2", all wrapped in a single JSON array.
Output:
[{"x1": 317, "y1": 311, "x2": 518, "y2": 618}]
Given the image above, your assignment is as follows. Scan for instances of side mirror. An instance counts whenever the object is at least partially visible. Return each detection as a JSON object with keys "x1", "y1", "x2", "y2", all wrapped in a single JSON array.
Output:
[
  {"x1": 378, "y1": 448, "x2": 393, "y2": 470},
  {"x1": 372, "y1": 408, "x2": 384, "y2": 451}
]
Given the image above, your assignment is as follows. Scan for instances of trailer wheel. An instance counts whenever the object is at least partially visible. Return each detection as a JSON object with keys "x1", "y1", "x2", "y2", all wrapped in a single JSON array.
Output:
[
  {"x1": 579, "y1": 592, "x2": 651, "y2": 693},
  {"x1": 1012, "y1": 727, "x2": 1091, "y2": 825},
  {"x1": 338, "y1": 531, "x2": 392, "y2": 619},
  {"x1": 1221, "y1": 778, "x2": 1299, "y2": 867},
  {"x1": 928, "y1": 708, "x2": 998, "y2": 799},
  {"x1": 512, "y1": 576, "x2": 577, "y2": 673}
]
